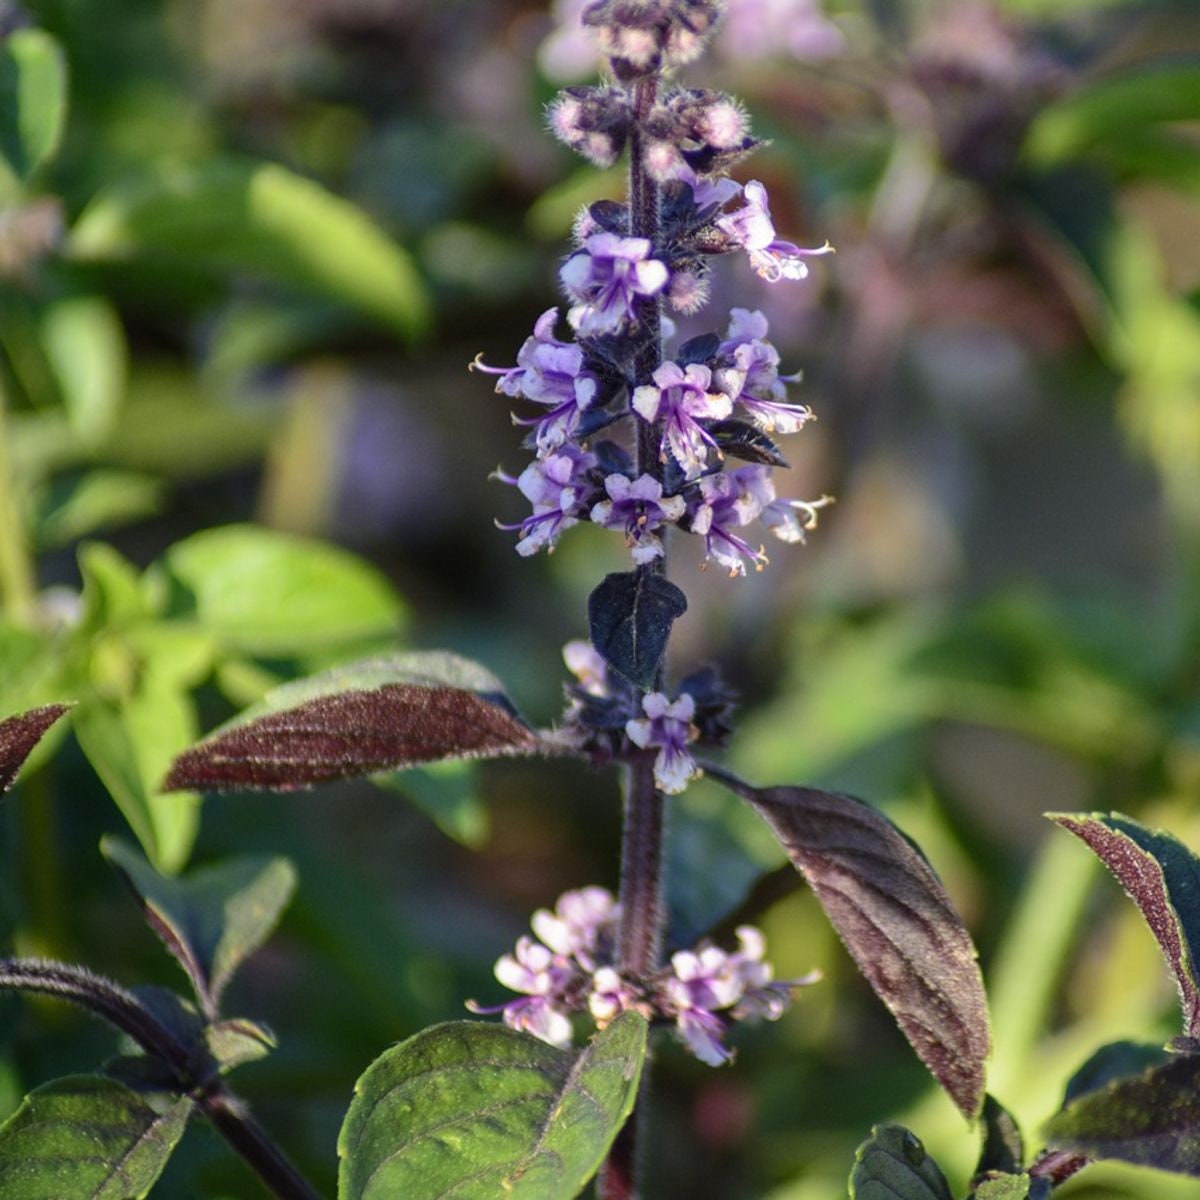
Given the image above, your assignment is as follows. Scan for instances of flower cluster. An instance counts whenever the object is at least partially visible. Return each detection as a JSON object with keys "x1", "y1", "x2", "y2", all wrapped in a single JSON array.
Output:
[
  {"x1": 470, "y1": 887, "x2": 818, "y2": 1065},
  {"x1": 477, "y1": 17, "x2": 833, "y2": 576}
]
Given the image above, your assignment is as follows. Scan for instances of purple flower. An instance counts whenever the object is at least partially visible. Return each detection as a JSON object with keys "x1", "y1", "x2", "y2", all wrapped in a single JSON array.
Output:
[
  {"x1": 626, "y1": 691, "x2": 699, "y2": 794},
  {"x1": 717, "y1": 180, "x2": 833, "y2": 282},
  {"x1": 496, "y1": 445, "x2": 598, "y2": 556},
  {"x1": 589, "y1": 965, "x2": 639, "y2": 1025},
  {"x1": 662, "y1": 944, "x2": 742, "y2": 1066},
  {"x1": 728, "y1": 925, "x2": 821, "y2": 1021},
  {"x1": 473, "y1": 308, "x2": 599, "y2": 452},
  {"x1": 563, "y1": 638, "x2": 609, "y2": 696},
  {"x1": 468, "y1": 935, "x2": 575, "y2": 1047},
  {"x1": 560, "y1": 233, "x2": 669, "y2": 336},
  {"x1": 679, "y1": 163, "x2": 742, "y2": 212},
  {"x1": 716, "y1": 308, "x2": 814, "y2": 434},
  {"x1": 760, "y1": 491, "x2": 834, "y2": 544},
  {"x1": 688, "y1": 466, "x2": 773, "y2": 576},
  {"x1": 531, "y1": 885, "x2": 620, "y2": 971},
  {"x1": 632, "y1": 361, "x2": 732, "y2": 479},
  {"x1": 591, "y1": 473, "x2": 686, "y2": 564}
]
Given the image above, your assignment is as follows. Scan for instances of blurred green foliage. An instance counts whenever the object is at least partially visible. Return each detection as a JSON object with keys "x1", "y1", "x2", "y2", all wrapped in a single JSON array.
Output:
[{"x1": 0, "y1": 0, "x2": 1198, "y2": 1196}]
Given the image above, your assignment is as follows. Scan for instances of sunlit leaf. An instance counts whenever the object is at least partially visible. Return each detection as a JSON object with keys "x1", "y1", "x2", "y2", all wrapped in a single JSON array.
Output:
[
  {"x1": 338, "y1": 1014, "x2": 647, "y2": 1200},
  {"x1": 163, "y1": 524, "x2": 404, "y2": 656},
  {"x1": 712, "y1": 773, "x2": 990, "y2": 1117},
  {"x1": 849, "y1": 1124, "x2": 953, "y2": 1200},
  {"x1": 101, "y1": 837, "x2": 296, "y2": 1010},
  {"x1": 0, "y1": 704, "x2": 70, "y2": 793},
  {"x1": 0, "y1": 28, "x2": 67, "y2": 186},
  {"x1": 0, "y1": 1075, "x2": 190, "y2": 1200},
  {"x1": 1049, "y1": 813, "x2": 1200, "y2": 1035},
  {"x1": 69, "y1": 160, "x2": 430, "y2": 338},
  {"x1": 203, "y1": 1018, "x2": 277, "y2": 1075},
  {"x1": 165, "y1": 650, "x2": 541, "y2": 792},
  {"x1": 35, "y1": 469, "x2": 163, "y2": 548}
]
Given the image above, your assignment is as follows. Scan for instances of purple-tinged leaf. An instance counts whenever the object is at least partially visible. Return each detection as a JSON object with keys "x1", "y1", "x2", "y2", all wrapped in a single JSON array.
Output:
[
  {"x1": 709, "y1": 770, "x2": 990, "y2": 1117},
  {"x1": 1049, "y1": 812, "x2": 1200, "y2": 1035},
  {"x1": 588, "y1": 571, "x2": 687, "y2": 691},
  {"x1": 975, "y1": 1094, "x2": 1025, "y2": 1181},
  {"x1": 163, "y1": 651, "x2": 541, "y2": 792},
  {"x1": 1062, "y1": 1040, "x2": 1170, "y2": 1106},
  {"x1": 101, "y1": 837, "x2": 296, "y2": 1013},
  {"x1": 708, "y1": 419, "x2": 789, "y2": 468},
  {"x1": 1044, "y1": 1051, "x2": 1200, "y2": 1176},
  {"x1": 0, "y1": 704, "x2": 71, "y2": 792}
]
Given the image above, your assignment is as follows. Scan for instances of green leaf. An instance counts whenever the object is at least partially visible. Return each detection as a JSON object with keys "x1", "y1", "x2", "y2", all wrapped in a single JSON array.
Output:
[
  {"x1": 0, "y1": 28, "x2": 67, "y2": 187},
  {"x1": 101, "y1": 837, "x2": 296, "y2": 1010},
  {"x1": 1049, "y1": 812, "x2": 1200, "y2": 1035},
  {"x1": 338, "y1": 1014, "x2": 648, "y2": 1200},
  {"x1": 163, "y1": 524, "x2": 404, "y2": 656},
  {"x1": 373, "y1": 760, "x2": 489, "y2": 847},
  {"x1": 203, "y1": 1018, "x2": 277, "y2": 1074},
  {"x1": 164, "y1": 651, "x2": 540, "y2": 792},
  {"x1": 79, "y1": 541, "x2": 153, "y2": 632},
  {"x1": 0, "y1": 1075, "x2": 190, "y2": 1199},
  {"x1": 69, "y1": 160, "x2": 430, "y2": 338},
  {"x1": 849, "y1": 1124, "x2": 954, "y2": 1200},
  {"x1": 588, "y1": 570, "x2": 687, "y2": 691},
  {"x1": 1044, "y1": 1051, "x2": 1200, "y2": 1176},
  {"x1": 35, "y1": 469, "x2": 163, "y2": 548},
  {"x1": 974, "y1": 1174, "x2": 1039, "y2": 1200},
  {"x1": 40, "y1": 296, "x2": 128, "y2": 447},
  {"x1": 1026, "y1": 65, "x2": 1200, "y2": 166},
  {"x1": 75, "y1": 681, "x2": 201, "y2": 874}
]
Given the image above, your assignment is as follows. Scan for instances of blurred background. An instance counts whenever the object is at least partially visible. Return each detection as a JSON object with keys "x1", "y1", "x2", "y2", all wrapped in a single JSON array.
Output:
[{"x1": 1, "y1": 0, "x2": 1199, "y2": 1195}]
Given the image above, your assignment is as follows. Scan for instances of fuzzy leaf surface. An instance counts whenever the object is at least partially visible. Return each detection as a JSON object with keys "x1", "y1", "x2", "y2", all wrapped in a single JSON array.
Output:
[
  {"x1": 165, "y1": 651, "x2": 540, "y2": 792},
  {"x1": 718, "y1": 778, "x2": 990, "y2": 1116},
  {"x1": 1044, "y1": 1051, "x2": 1200, "y2": 1176},
  {"x1": 849, "y1": 1124, "x2": 954, "y2": 1200},
  {"x1": 337, "y1": 1013, "x2": 647, "y2": 1200},
  {"x1": 101, "y1": 837, "x2": 296, "y2": 1008},
  {"x1": 974, "y1": 1175, "x2": 1042, "y2": 1200},
  {"x1": 1062, "y1": 1040, "x2": 1171, "y2": 1105},
  {"x1": 0, "y1": 705, "x2": 70, "y2": 793},
  {"x1": 0, "y1": 1074, "x2": 190, "y2": 1199},
  {"x1": 1049, "y1": 812, "x2": 1200, "y2": 1034},
  {"x1": 588, "y1": 570, "x2": 687, "y2": 690}
]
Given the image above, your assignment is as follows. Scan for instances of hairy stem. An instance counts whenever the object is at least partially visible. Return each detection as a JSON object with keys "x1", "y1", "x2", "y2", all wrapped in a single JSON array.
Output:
[
  {"x1": 616, "y1": 753, "x2": 667, "y2": 977},
  {"x1": 0, "y1": 958, "x2": 322, "y2": 1200}
]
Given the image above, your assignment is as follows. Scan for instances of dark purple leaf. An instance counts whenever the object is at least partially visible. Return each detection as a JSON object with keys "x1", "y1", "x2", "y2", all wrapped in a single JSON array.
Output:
[
  {"x1": 975, "y1": 1094, "x2": 1025, "y2": 1181},
  {"x1": 1063, "y1": 1040, "x2": 1170, "y2": 1105},
  {"x1": 1049, "y1": 812, "x2": 1200, "y2": 1035},
  {"x1": 710, "y1": 771, "x2": 990, "y2": 1117},
  {"x1": 0, "y1": 704, "x2": 71, "y2": 792},
  {"x1": 677, "y1": 332, "x2": 720, "y2": 365},
  {"x1": 708, "y1": 419, "x2": 789, "y2": 468},
  {"x1": 588, "y1": 571, "x2": 687, "y2": 691},
  {"x1": 164, "y1": 651, "x2": 541, "y2": 792},
  {"x1": 1044, "y1": 1051, "x2": 1200, "y2": 1176}
]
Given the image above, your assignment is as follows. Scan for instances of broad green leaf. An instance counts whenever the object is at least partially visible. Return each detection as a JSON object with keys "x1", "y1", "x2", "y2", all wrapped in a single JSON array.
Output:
[
  {"x1": 1049, "y1": 813, "x2": 1200, "y2": 1035},
  {"x1": 1044, "y1": 1051, "x2": 1200, "y2": 1176},
  {"x1": 0, "y1": 1075, "x2": 190, "y2": 1199},
  {"x1": 712, "y1": 774, "x2": 990, "y2": 1117},
  {"x1": 1026, "y1": 65, "x2": 1200, "y2": 166},
  {"x1": 0, "y1": 28, "x2": 67, "y2": 187},
  {"x1": 849, "y1": 1124, "x2": 953, "y2": 1200},
  {"x1": 35, "y1": 469, "x2": 163, "y2": 548},
  {"x1": 203, "y1": 1018, "x2": 277, "y2": 1074},
  {"x1": 75, "y1": 681, "x2": 201, "y2": 874},
  {"x1": 101, "y1": 837, "x2": 296, "y2": 1009},
  {"x1": 40, "y1": 296, "x2": 128, "y2": 447},
  {"x1": 163, "y1": 524, "x2": 403, "y2": 656},
  {"x1": 165, "y1": 651, "x2": 540, "y2": 792},
  {"x1": 69, "y1": 160, "x2": 430, "y2": 338},
  {"x1": 0, "y1": 705, "x2": 70, "y2": 792},
  {"x1": 373, "y1": 760, "x2": 489, "y2": 847},
  {"x1": 338, "y1": 1014, "x2": 648, "y2": 1200}
]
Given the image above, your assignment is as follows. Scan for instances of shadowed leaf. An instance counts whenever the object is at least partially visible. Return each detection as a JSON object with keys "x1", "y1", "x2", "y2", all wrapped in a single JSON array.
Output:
[
  {"x1": 1049, "y1": 812, "x2": 1200, "y2": 1035},
  {"x1": 101, "y1": 837, "x2": 296, "y2": 1011},
  {"x1": 849, "y1": 1124, "x2": 953, "y2": 1200},
  {"x1": 0, "y1": 705, "x2": 70, "y2": 793},
  {"x1": 712, "y1": 774, "x2": 990, "y2": 1117},
  {"x1": 588, "y1": 570, "x2": 687, "y2": 690},
  {"x1": 975, "y1": 1094, "x2": 1025, "y2": 1180},
  {"x1": 1063, "y1": 1040, "x2": 1171, "y2": 1106},
  {"x1": 708, "y1": 419, "x2": 789, "y2": 467},
  {"x1": 1044, "y1": 1051, "x2": 1200, "y2": 1176},
  {"x1": 204, "y1": 1018, "x2": 277, "y2": 1075},
  {"x1": 0, "y1": 1075, "x2": 191, "y2": 1199},
  {"x1": 338, "y1": 1013, "x2": 648, "y2": 1200},
  {"x1": 164, "y1": 651, "x2": 541, "y2": 792},
  {"x1": 0, "y1": 28, "x2": 67, "y2": 184}
]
